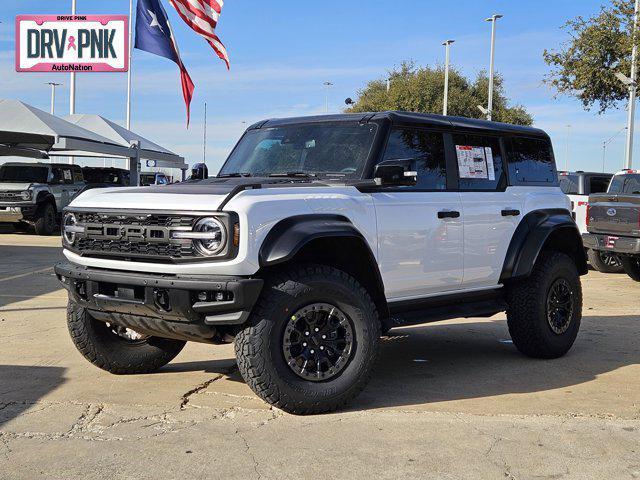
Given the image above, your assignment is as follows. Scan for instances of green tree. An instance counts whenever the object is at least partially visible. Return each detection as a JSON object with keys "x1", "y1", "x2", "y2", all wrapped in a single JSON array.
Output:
[
  {"x1": 345, "y1": 61, "x2": 533, "y2": 126},
  {"x1": 543, "y1": 0, "x2": 638, "y2": 113}
]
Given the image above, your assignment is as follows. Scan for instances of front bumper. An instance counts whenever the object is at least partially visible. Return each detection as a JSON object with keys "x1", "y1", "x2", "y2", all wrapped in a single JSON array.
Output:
[
  {"x1": 55, "y1": 262, "x2": 263, "y2": 342},
  {"x1": 0, "y1": 204, "x2": 37, "y2": 223},
  {"x1": 582, "y1": 233, "x2": 640, "y2": 255}
]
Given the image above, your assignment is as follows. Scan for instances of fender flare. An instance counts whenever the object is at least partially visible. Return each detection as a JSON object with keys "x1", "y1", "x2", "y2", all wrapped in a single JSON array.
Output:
[
  {"x1": 35, "y1": 190, "x2": 55, "y2": 208},
  {"x1": 259, "y1": 214, "x2": 373, "y2": 267},
  {"x1": 500, "y1": 208, "x2": 587, "y2": 282}
]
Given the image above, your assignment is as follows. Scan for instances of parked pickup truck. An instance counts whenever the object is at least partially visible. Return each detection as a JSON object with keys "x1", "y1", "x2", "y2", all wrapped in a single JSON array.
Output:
[
  {"x1": 583, "y1": 169, "x2": 640, "y2": 281},
  {"x1": 559, "y1": 171, "x2": 622, "y2": 272}
]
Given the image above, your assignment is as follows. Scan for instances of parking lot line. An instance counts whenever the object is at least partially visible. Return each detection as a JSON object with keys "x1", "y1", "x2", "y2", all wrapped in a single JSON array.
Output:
[{"x1": 0, "y1": 266, "x2": 53, "y2": 283}]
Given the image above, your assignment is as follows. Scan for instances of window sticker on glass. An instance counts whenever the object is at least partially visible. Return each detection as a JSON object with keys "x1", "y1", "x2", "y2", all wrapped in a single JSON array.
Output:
[
  {"x1": 456, "y1": 145, "x2": 493, "y2": 180},
  {"x1": 63, "y1": 169, "x2": 72, "y2": 181}
]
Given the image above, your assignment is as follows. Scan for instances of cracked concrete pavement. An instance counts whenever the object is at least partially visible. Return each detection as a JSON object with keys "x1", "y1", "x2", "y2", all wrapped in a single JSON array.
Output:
[{"x1": 0, "y1": 232, "x2": 639, "y2": 479}]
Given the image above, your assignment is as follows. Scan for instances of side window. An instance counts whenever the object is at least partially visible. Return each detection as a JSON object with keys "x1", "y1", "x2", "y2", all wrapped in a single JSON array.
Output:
[
  {"x1": 559, "y1": 174, "x2": 579, "y2": 194},
  {"x1": 61, "y1": 167, "x2": 74, "y2": 184},
  {"x1": 506, "y1": 137, "x2": 557, "y2": 184},
  {"x1": 72, "y1": 165, "x2": 84, "y2": 183},
  {"x1": 588, "y1": 176, "x2": 610, "y2": 194},
  {"x1": 623, "y1": 175, "x2": 640, "y2": 194},
  {"x1": 50, "y1": 167, "x2": 64, "y2": 185},
  {"x1": 451, "y1": 134, "x2": 505, "y2": 190},
  {"x1": 382, "y1": 128, "x2": 447, "y2": 190}
]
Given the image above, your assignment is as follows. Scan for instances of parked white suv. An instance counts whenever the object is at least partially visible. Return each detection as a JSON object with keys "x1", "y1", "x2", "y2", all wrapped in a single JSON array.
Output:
[
  {"x1": 55, "y1": 112, "x2": 587, "y2": 414},
  {"x1": 559, "y1": 170, "x2": 622, "y2": 273}
]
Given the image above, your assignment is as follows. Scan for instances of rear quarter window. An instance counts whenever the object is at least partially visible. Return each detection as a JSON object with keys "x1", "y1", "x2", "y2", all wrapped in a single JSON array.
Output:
[
  {"x1": 506, "y1": 137, "x2": 557, "y2": 185},
  {"x1": 559, "y1": 175, "x2": 579, "y2": 194}
]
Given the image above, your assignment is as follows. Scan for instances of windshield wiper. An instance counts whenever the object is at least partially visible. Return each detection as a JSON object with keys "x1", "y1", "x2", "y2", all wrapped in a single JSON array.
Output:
[
  {"x1": 268, "y1": 171, "x2": 317, "y2": 178},
  {"x1": 217, "y1": 172, "x2": 252, "y2": 178}
]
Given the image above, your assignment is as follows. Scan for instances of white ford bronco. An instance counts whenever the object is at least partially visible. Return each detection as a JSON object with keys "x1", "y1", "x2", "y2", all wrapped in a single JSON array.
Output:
[{"x1": 55, "y1": 112, "x2": 587, "y2": 414}]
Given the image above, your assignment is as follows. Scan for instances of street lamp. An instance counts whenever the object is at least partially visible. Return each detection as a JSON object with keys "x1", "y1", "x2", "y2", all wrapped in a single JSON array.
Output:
[
  {"x1": 618, "y1": 0, "x2": 640, "y2": 169},
  {"x1": 565, "y1": 124, "x2": 571, "y2": 171},
  {"x1": 485, "y1": 14, "x2": 503, "y2": 121},
  {"x1": 46, "y1": 82, "x2": 62, "y2": 115},
  {"x1": 323, "y1": 81, "x2": 334, "y2": 113},
  {"x1": 442, "y1": 39, "x2": 455, "y2": 116}
]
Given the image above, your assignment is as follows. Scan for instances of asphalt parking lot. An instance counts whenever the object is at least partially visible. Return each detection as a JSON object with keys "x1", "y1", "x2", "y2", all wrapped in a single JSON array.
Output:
[{"x1": 0, "y1": 230, "x2": 639, "y2": 479}]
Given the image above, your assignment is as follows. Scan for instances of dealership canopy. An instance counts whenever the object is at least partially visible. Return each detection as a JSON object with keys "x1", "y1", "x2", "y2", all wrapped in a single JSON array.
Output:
[
  {"x1": 0, "y1": 99, "x2": 187, "y2": 182},
  {"x1": 64, "y1": 114, "x2": 186, "y2": 170}
]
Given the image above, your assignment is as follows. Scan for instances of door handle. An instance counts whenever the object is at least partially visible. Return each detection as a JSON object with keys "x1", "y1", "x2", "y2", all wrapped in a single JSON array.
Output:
[
  {"x1": 438, "y1": 210, "x2": 460, "y2": 219},
  {"x1": 501, "y1": 209, "x2": 520, "y2": 217}
]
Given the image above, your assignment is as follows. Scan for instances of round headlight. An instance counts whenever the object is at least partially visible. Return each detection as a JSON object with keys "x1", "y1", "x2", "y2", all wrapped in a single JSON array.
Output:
[
  {"x1": 193, "y1": 217, "x2": 226, "y2": 256},
  {"x1": 63, "y1": 213, "x2": 77, "y2": 245},
  {"x1": 20, "y1": 190, "x2": 31, "y2": 201}
]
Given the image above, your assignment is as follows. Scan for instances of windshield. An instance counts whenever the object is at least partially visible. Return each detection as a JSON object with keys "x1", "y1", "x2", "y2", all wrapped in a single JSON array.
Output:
[
  {"x1": 139, "y1": 173, "x2": 156, "y2": 186},
  {"x1": 83, "y1": 169, "x2": 127, "y2": 184},
  {"x1": 219, "y1": 123, "x2": 378, "y2": 178},
  {"x1": 0, "y1": 165, "x2": 48, "y2": 183}
]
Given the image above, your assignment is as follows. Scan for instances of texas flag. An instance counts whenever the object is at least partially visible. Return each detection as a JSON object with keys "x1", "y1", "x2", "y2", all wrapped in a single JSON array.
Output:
[{"x1": 135, "y1": 0, "x2": 195, "y2": 126}]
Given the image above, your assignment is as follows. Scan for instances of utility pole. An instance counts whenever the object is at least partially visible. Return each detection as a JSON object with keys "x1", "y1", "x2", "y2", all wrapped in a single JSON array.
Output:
[
  {"x1": 47, "y1": 82, "x2": 62, "y2": 115},
  {"x1": 442, "y1": 40, "x2": 455, "y2": 116},
  {"x1": 126, "y1": 0, "x2": 133, "y2": 129},
  {"x1": 625, "y1": 0, "x2": 640, "y2": 169},
  {"x1": 323, "y1": 81, "x2": 333, "y2": 113},
  {"x1": 485, "y1": 14, "x2": 503, "y2": 121},
  {"x1": 602, "y1": 125, "x2": 627, "y2": 172}
]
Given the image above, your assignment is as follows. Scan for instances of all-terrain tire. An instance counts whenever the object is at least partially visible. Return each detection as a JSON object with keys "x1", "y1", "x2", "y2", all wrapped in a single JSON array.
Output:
[
  {"x1": 67, "y1": 301, "x2": 186, "y2": 374},
  {"x1": 506, "y1": 251, "x2": 582, "y2": 359},
  {"x1": 621, "y1": 256, "x2": 640, "y2": 281},
  {"x1": 587, "y1": 248, "x2": 624, "y2": 274},
  {"x1": 234, "y1": 264, "x2": 380, "y2": 415},
  {"x1": 33, "y1": 202, "x2": 57, "y2": 236}
]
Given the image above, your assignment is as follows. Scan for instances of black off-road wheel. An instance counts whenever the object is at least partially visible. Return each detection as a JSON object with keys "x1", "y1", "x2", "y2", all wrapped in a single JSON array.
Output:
[
  {"x1": 621, "y1": 256, "x2": 640, "y2": 281},
  {"x1": 587, "y1": 249, "x2": 624, "y2": 274},
  {"x1": 67, "y1": 302, "x2": 186, "y2": 374},
  {"x1": 33, "y1": 202, "x2": 57, "y2": 236},
  {"x1": 234, "y1": 264, "x2": 380, "y2": 415},
  {"x1": 506, "y1": 251, "x2": 582, "y2": 359}
]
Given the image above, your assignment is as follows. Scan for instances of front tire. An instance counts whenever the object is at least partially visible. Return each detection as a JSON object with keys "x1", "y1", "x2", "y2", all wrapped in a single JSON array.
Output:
[
  {"x1": 621, "y1": 256, "x2": 640, "y2": 281},
  {"x1": 587, "y1": 249, "x2": 624, "y2": 273},
  {"x1": 33, "y1": 202, "x2": 56, "y2": 236},
  {"x1": 67, "y1": 302, "x2": 186, "y2": 374},
  {"x1": 506, "y1": 252, "x2": 582, "y2": 359},
  {"x1": 235, "y1": 264, "x2": 380, "y2": 415}
]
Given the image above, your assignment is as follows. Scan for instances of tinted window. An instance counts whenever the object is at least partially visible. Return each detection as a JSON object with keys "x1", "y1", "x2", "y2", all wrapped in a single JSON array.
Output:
[
  {"x1": 559, "y1": 174, "x2": 579, "y2": 194},
  {"x1": 609, "y1": 174, "x2": 640, "y2": 193},
  {"x1": 507, "y1": 137, "x2": 556, "y2": 184},
  {"x1": 623, "y1": 175, "x2": 640, "y2": 194},
  {"x1": 72, "y1": 165, "x2": 84, "y2": 183},
  {"x1": 51, "y1": 167, "x2": 65, "y2": 184},
  {"x1": 588, "y1": 176, "x2": 610, "y2": 194},
  {"x1": 382, "y1": 128, "x2": 446, "y2": 190},
  {"x1": 452, "y1": 134, "x2": 505, "y2": 190},
  {"x1": 0, "y1": 165, "x2": 48, "y2": 183}
]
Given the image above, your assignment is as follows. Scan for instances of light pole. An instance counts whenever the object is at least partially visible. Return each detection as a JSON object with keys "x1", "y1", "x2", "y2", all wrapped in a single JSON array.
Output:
[
  {"x1": 625, "y1": 0, "x2": 640, "y2": 169},
  {"x1": 323, "y1": 81, "x2": 333, "y2": 113},
  {"x1": 386, "y1": 78, "x2": 391, "y2": 92},
  {"x1": 565, "y1": 124, "x2": 571, "y2": 171},
  {"x1": 47, "y1": 82, "x2": 62, "y2": 115},
  {"x1": 485, "y1": 14, "x2": 503, "y2": 121},
  {"x1": 126, "y1": 0, "x2": 133, "y2": 129},
  {"x1": 442, "y1": 39, "x2": 455, "y2": 116}
]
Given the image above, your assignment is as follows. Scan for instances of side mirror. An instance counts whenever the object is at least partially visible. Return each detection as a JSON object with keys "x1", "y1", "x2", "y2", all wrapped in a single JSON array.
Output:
[{"x1": 373, "y1": 159, "x2": 417, "y2": 186}]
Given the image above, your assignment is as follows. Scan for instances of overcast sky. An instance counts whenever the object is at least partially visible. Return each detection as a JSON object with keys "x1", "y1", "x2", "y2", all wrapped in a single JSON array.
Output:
[{"x1": 0, "y1": 0, "x2": 632, "y2": 174}]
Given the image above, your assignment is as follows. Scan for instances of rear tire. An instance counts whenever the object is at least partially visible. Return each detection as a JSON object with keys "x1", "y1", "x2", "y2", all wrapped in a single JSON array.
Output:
[
  {"x1": 621, "y1": 256, "x2": 640, "y2": 281},
  {"x1": 587, "y1": 249, "x2": 624, "y2": 273},
  {"x1": 235, "y1": 264, "x2": 380, "y2": 415},
  {"x1": 506, "y1": 252, "x2": 582, "y2": 359},
  {"x1": 33, "y1": 202, "x2": 57, "y2": 236},
  {"x1": 67, "y1": 301, "x2": 186, "y2": 374}
]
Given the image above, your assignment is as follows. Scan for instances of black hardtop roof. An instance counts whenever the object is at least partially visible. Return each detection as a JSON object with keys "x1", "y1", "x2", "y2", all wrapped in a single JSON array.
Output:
[
  {"x1": 251, "y1": 111, "x2": 549, "y2": 138},
  {"x1": 559, "y1": 171, "x2": 614, "y2": 177},
  {"x1": 1, "y1": 161, "x2": 76, "y2": 168}
]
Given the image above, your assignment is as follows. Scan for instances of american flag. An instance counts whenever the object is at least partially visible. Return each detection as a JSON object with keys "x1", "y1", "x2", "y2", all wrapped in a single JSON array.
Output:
[{"x1": 168, "y1": 0, "x2": 230, "y2": 69}]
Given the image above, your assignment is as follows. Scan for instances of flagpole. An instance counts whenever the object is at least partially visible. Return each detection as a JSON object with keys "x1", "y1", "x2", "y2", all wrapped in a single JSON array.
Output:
[
  {"x1": 126, "y1": 0, "x2": 133, "y2": 130},
  {"x1": 69, "y1": 0, "x2": 77, "y2": 165},
  {"x1": 203, "y1": 101, "x2": 207, "y2": 163}
]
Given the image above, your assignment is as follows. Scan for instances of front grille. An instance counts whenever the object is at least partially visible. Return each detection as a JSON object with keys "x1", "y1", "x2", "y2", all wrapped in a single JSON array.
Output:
[
  {"x1": 0, "y1": 192, "x2": 24, "y2": 202},
  {"x1": 76, "y1": 212, "x2": 195, "y2": 228},
  {"x1": 72, "y1": 211, "x2": 199, "y2": 261}
]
